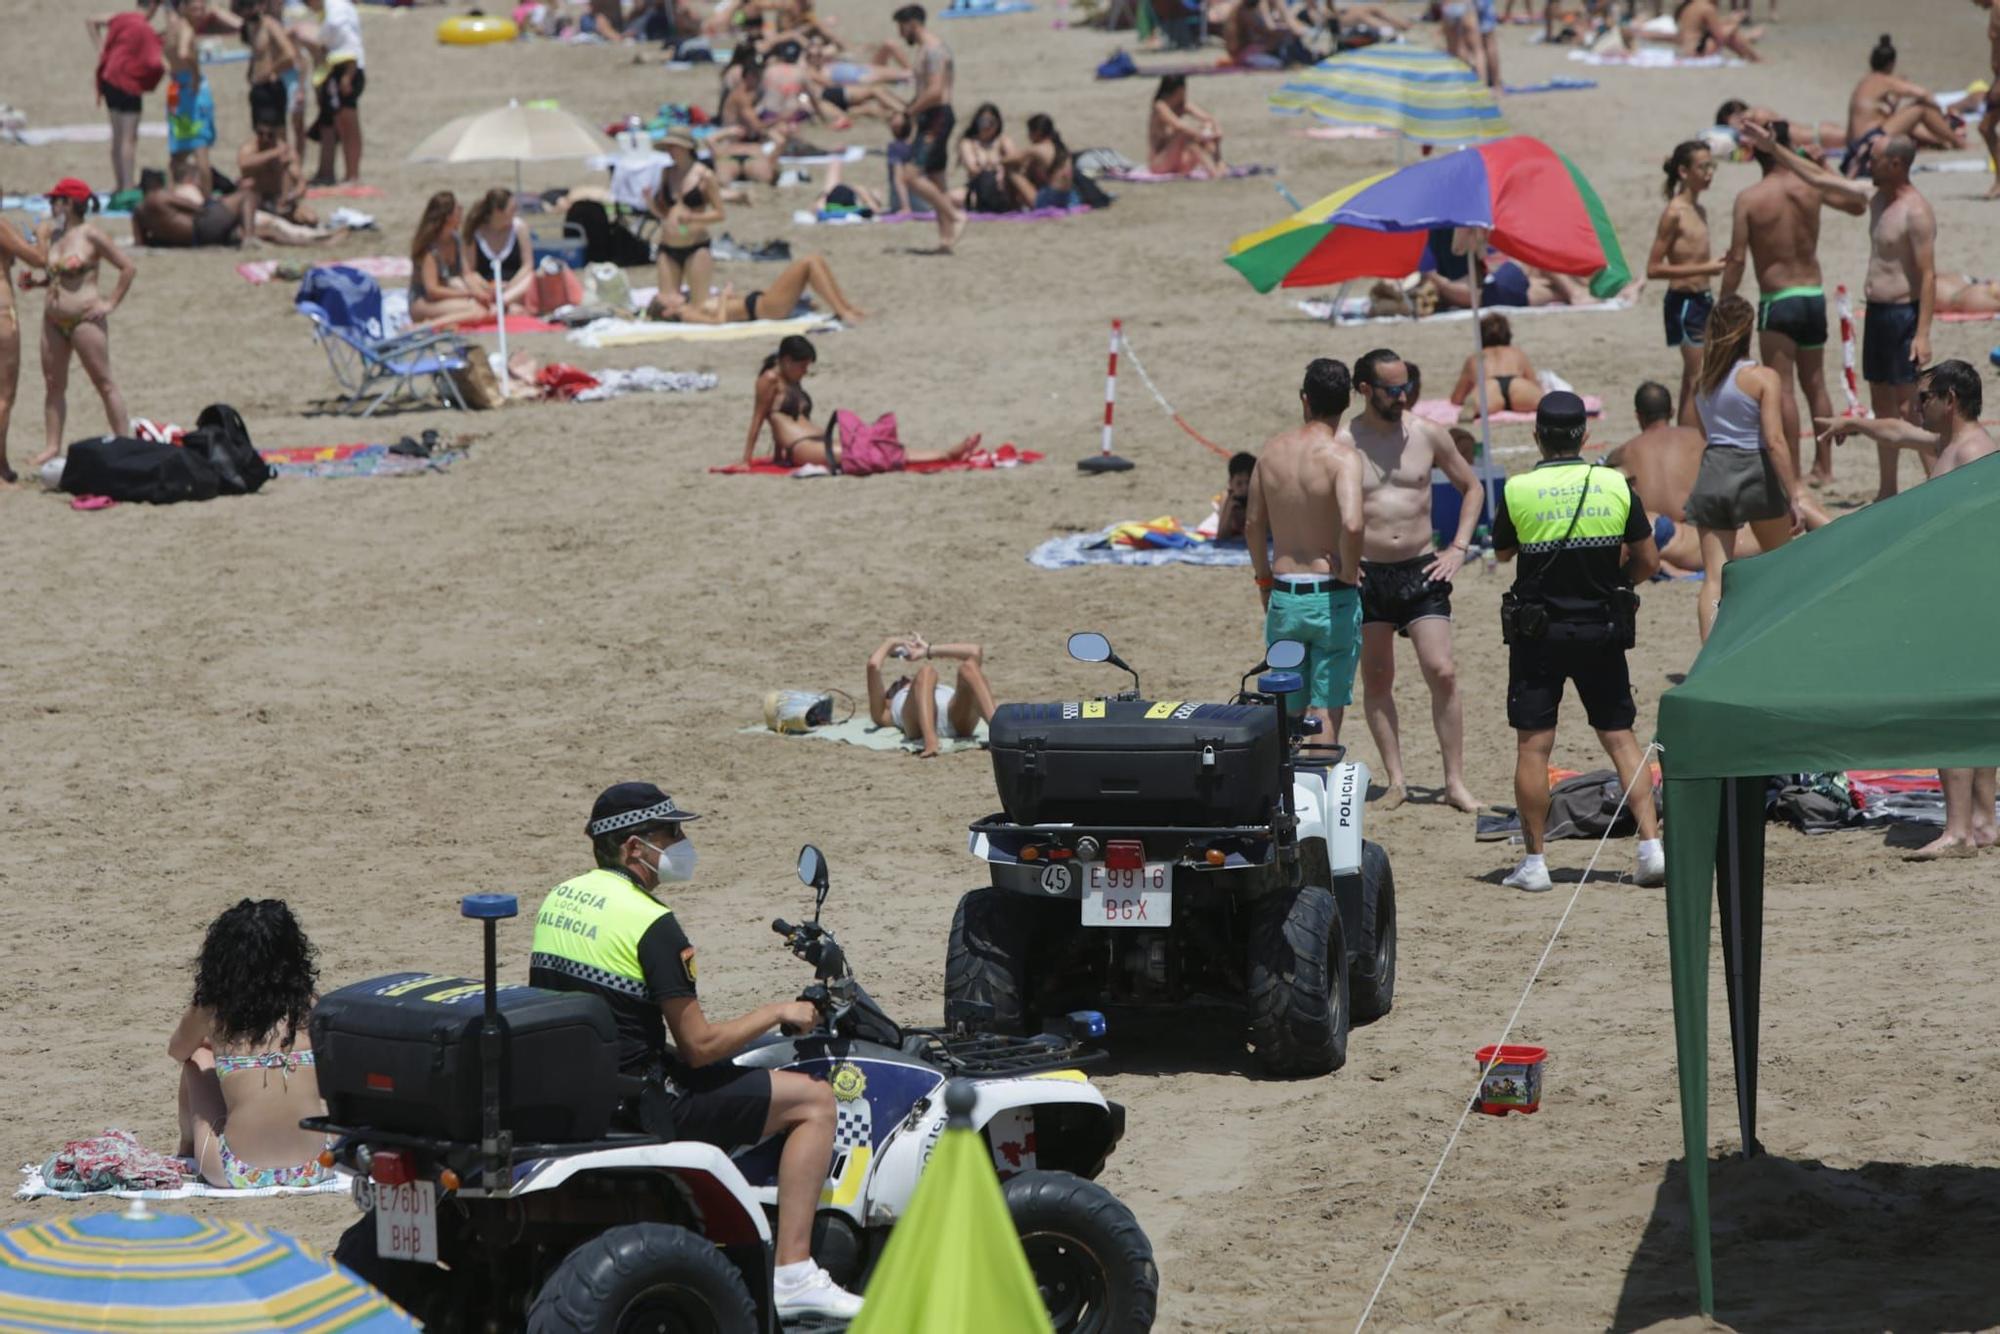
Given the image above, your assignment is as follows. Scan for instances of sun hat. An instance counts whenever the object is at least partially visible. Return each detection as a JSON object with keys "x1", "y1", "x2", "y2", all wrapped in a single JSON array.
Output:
[
  {"x1": 587, "y1": 782, "x2": 701, "y2": 838},
  {"x1": 659, "y1": 128, "x2": 697, "y2": 153},
  {"x1": 46, "y1": 178, "x2": 93, "y2": 202}
]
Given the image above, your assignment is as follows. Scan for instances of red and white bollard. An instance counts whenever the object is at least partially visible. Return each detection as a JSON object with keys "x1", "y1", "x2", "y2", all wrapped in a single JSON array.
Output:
[
  {"x1": 1836, "y1": 285, "x2": 1870, "y2": 419},
  {"x1": 1079, "y1": 318, "x2": 1135, "y2": 473}
]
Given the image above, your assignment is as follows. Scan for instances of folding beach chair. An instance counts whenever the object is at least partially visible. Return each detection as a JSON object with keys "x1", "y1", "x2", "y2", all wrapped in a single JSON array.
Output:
[{"x1": 293, "y1": 266, "x2": 472, "y2": 417}]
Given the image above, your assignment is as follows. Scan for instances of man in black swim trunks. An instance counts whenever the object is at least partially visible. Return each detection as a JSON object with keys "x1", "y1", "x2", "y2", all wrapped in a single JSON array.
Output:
[
  {"x1": 1345, "y1": 349, "x2": 1489, "y2": 814},
  {"x1": 893, "y1": 5, "x2": 966, "y2": 252}
]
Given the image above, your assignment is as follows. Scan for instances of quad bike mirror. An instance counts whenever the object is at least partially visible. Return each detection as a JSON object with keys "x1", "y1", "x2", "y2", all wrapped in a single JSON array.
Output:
[
  {"x1": 1067, "y1": 632, "x2": 1112, "y2": 663},
  {"x1": 1265, "y1": 640, "x2": 1307, "y2": 671}
]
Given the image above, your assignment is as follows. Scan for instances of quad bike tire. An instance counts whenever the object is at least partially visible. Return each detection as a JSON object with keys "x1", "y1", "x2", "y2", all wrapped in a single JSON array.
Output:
[
  {"x1": 526, "y1": 1222, "x2": 758, "y2": 1334},
  {"x1": 1003, "y1": 1169, "x2": 1159, "y2": 1334},
  {"x1": 1246, "y1": 883, "x2": 1351, "y2": 1077},
  {"x1": 334, "y1": 1211, "x2": 461, "y2": 1331},
  {"x1": 945, "y1": 887, "x2": 1037, "y2": 1035},
  {"x1": 1350, "y1": 839, "x2": 1397, "y2": 1024}
]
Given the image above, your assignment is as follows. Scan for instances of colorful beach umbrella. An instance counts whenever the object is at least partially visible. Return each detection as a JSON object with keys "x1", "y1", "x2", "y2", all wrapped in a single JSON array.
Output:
[
  {"x1": 0, "y1": 1207, "x2": 419, "y2": 1333},
  {"x1": 1270, "y1": 47, "x2": 1508, "y2": 147},
  {"x1": 849, "y1": 1083, "x2": 1053, "y2": 1334},
  {"x1": 1225, "y1": 136, "x2": 1629, "y2": 297}
]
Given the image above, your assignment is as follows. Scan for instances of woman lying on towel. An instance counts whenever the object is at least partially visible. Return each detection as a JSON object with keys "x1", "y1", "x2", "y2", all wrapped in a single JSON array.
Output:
[
  {"x1": 865, "y1": 634, "x2": 999, "y2": 758},
  {"x1": 168, "y1": 899, "x2": 334, "y2": 1190},
  {"x1": 1935, "y1": 271, "x2": 2000, "y2": 316},
  {"x1": 1450, "y1": 312, "x2": 1544, "y2": 418},
  {"x1": 649, "y1": 252, "x2": 868, "y2": 325},
  {"x1": 744, "y1": 335, "x2": 980, "y2": 468}
]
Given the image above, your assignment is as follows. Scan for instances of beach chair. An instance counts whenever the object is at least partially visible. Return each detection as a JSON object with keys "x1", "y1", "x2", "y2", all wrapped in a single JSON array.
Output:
[{"x1": 293, "y1": 266, "x2": 472, "y2": 417}]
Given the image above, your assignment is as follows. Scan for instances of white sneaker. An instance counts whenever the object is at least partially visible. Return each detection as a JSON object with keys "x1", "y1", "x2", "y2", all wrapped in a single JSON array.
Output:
[
  {"x1": 774, "y1": 1265, "x2": 864, "y2": 1322},
  {"x1": 1503, "y1": 859, "x2": 1553, "y2": 893},
  {"x1": 1635, "y1": 842, "x2": 1666, "y2": 888}
]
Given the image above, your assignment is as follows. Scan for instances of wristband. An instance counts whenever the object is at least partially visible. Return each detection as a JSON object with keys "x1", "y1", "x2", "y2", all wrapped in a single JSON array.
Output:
[
  {"x1": 1448, "y1": 542, "x2": 1468, "y2": 553},
  {"x1": 1254, "y1": 576, "x2": 1274, "y2": 590}
]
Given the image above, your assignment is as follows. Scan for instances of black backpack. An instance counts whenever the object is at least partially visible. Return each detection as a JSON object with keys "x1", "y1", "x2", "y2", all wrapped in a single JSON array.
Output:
[
  {"x1": 61, "y1": 436, "x2": 221, "y2": 504},
  {"x1": 183, "y1": 403, "x2": 272, "y2": 495}
]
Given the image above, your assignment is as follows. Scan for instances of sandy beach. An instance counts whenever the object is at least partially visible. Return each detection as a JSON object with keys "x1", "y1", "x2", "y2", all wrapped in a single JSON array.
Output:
[{"x1": 3, "y1": 0, "x2": 1998, "y2": 1328}]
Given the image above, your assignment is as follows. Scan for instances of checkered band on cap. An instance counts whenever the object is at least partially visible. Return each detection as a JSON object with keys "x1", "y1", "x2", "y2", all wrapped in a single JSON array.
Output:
[{"x1": 587, "y1": 800, "x2": 688, "y2": 838}]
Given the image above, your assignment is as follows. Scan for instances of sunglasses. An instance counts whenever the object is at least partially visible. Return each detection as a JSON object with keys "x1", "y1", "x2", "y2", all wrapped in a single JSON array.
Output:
[{"x1": 1370, "y1": 382, "x2": 1417, "y2": 399}]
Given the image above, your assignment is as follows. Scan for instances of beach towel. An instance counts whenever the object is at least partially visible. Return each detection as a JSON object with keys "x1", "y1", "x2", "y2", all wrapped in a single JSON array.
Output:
[
  {"x1": 1029, "y1": 527, "x2": 1253, "y2": 570},
  {"x1": 260, "y1": 442, "x2": 466, "y2": 478},
  {"x1": 794, "y1": 203, "x2": 1093, "y2": 226},
  {"x1": 1412, "y1": 395, "x2": 1602, "y2": 426},
  {"x1": 1298, "y1": 125, "x2": 1397, "y2": 141},
  {"x1": 19, "y1": 1161, "x2": 351, "y2": 1202},
  {"x1": 567, "y1": 313, "x2": 834, "y2": 349},
  {"x1": 456, "y1": 314, "x2": 564, "y2": 334},
  {"x1": 1295, "y1": 285, "x2": 1640, "y2": 326},
  {"x1": 1502, "y1": 76, "x2": 1598, "y2": 94},
  {"x1": 239, "y1": 255, "x2": 410, "y2": 285},
  {"x1": 1101, "y1": 56, "x2": 1271, "y2": 80},
  {"x1": 6, "y1": 123, "x2": 168, "y2": 147},
  {"x1": 1094, "y1": 164, "x2": 1271, "y2": 182},
  {"x1": 1567, "y1": 48, "x2": 1742, "y2": 69},
  {"x1": 1915, "y1": 157, "x2": 1992, "y2": 174},
  {"x1": 740, "y1": 717, "x2": 988, "y2": 752},
  {"x1": 939, "y1": 0, "x2": 1034, "y2": 15},
  {"x1": 305, "y1": 183, "x2": 386, "y2": 199},
  {"x1": 710, "y1": 443, "x2": 1041, "y2": 476},
  {"x1": 572, "y1": 367, "x2": 718, "y2": 400}
]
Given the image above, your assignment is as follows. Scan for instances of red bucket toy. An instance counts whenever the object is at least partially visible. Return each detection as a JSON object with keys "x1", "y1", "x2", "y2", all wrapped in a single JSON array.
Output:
[{"x1": 1474, "y1": 1045, "x2": 1546, "y2": 1116}]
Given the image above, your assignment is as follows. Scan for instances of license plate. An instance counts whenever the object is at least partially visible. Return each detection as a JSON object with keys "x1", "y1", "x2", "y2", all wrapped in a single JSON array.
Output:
[
  {"x1": 375, "y1": 1180, "x2": 438, "y2": 1264},
  {"x1": 1081, "y1": 862, "x2": 1171, "y2": 926}
]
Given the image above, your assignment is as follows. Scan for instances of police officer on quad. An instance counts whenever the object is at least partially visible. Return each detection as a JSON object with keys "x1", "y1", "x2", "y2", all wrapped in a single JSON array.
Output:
[
  {"x1": 1492, "y1": 394, "x2": 1666, "y2": 893},
  {"x1": 529, "y1": 783, "x2": 864, "y2": 1321}
]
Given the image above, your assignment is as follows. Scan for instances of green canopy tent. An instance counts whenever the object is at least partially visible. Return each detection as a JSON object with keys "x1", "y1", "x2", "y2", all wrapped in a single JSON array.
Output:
[{"x1": 1656, "y1": 451, "x2": 2000, "y2": 1316}]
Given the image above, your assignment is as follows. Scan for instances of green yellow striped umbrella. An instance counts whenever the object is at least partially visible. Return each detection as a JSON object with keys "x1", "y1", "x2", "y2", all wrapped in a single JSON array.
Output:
[{"x1": 1270, "y1": 47, "x2": 1508, "y2": 147}]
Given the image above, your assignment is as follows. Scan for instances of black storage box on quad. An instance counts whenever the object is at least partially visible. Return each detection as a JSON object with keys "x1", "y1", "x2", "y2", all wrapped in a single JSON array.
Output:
[
  {"x1": 988, "y1": 699, "x2": 1284, "y2": 825},
  {"x1": 312, "y1": 973, "x2": 619, "y2": 1143}
]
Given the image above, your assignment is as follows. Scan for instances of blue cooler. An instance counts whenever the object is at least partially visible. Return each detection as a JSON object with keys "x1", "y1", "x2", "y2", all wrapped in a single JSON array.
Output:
[{"x1": 1430, "y1": 459, "x2": 1507, "y2": 545}]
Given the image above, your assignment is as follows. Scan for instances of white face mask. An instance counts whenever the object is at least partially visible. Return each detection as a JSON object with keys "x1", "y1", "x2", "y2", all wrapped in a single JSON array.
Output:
[{"x1": 643, "y1": 837, "x2": 697, "y2": 885}]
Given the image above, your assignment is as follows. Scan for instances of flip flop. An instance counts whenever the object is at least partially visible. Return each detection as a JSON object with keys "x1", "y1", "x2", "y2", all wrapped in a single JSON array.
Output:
[{"x1": 69, "y1": 494, "x2": 115, "y2": 511}]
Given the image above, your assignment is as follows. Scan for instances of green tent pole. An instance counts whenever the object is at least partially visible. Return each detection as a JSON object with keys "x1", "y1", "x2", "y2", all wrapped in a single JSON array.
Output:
[
  {"x1": 1717, "y1": 775, "x2": 1767, "y2": 1160},
  {"x1": 1663, "y1": 776, "x2": 1720, "y2": 1316}
]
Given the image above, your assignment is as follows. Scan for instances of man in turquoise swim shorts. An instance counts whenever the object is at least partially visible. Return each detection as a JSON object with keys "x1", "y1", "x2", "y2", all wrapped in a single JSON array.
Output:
[
  {"x1": 1246, "y1": 358, "x2": 1367, "y2": 742},
  {"x1": 164, "y1": 0, "x2": 220, "y2": 193}
]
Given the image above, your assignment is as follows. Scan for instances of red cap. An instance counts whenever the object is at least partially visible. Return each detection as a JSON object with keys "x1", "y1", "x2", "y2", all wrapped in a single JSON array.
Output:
[{"x1": 46, "y1": 178, "x2": 93, "y2": 203}]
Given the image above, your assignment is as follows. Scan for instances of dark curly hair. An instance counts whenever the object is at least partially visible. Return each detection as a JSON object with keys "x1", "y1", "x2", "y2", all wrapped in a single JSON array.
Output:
[{"x1": 193, "y1": 899, "x2": 319, "y2": 1049}]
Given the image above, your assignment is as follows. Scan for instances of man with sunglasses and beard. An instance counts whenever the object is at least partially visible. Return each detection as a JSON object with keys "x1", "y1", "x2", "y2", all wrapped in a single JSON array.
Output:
[{"x1": 1345, "y1": 349, "x2": 1489, "y2": 815}]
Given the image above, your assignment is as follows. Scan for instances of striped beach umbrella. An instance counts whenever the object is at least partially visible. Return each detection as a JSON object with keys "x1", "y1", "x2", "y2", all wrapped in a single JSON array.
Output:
[
  {"x1": 0, "y1": 1208, "x2": 418, "y2": 1333},
  {"x1": 1270, "y1": 47, "x2": 1507, "y2": 147}
]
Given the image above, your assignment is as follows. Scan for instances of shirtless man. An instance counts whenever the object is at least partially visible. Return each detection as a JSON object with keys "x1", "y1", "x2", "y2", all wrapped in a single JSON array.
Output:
[
  {"x1": 1979, "y1": 0, "x2": 2000, "y2": 200},
  {"x1": 131, "y1": 162, "x2": 338, "y2": 248},
  {"x1": 1605, "y1": 381, "x2": 1708, "y2": 572},
  {"x1": 237, "y1": 116, "x2": 314, "y2": 226},
  {"x1": 1648, "y1": 141, "x2": 1725, "y2": 426},
  {"x1": 1345, "y1": 350, "x2": 1486, "y2": 814},
  {"x1": 1675, "y1": 0, "x2": 1760, "y2": 62},
  {"x1": 1722, "y1": 114, "x2": 1861, "y2": 487},
  {"x1": 1817, "y1": 359, "x2": 1997, "y2": 858},
  {"x1": 893, "y1": 5, "x2": 965, "y2": 252},
  {"x1": 1246, "y1": 359, "x2": 1365, "y2": 744},
  {"x1": 1743, "y1": 121, "x2": 1934, "y2": 500},
  {"x1": 164, "y1": 0, "x2": 226, "y2": 196},
  {"x1": 237, "y1": 0, "x2": 301, "y2": 138}
]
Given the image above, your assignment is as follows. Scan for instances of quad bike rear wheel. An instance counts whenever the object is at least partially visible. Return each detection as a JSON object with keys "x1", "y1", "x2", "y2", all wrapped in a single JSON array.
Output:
[
  {"x1": 1246, "y1": 884, "x2": 1351, "y2": 1077},
  {"x1": 1003, "y1": 1169, "x2": 1159, "y2": 1333},
  {"x1": 527, "y1": 1222, "x2": 758, "y2": 1334},
  {"x1": 1350, "y1": 839, "x2": 1397, "y2": 1024},
  {"x1": 945, "y1": 887, "x2": 1037, "y2": 1034}
]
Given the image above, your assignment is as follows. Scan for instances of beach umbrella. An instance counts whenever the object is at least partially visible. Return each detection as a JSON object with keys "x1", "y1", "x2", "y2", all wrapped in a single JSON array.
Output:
[
  {"x1": 1270, "y1": 47, "x2": 1508, "y2": 148},
  {"x1": 849, "y1": 1082, "x2": 1054, "y2": 1334},
  {"x1": 1225, "y1": 136, "x2": 1630, "y2": 520},
  {"x1": 0, "y1": 1204, "x2": 419, "y2": 1332}
]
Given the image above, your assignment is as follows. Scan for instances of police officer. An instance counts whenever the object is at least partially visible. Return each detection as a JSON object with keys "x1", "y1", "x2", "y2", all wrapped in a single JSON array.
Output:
[
  {"x1": 1492, "y1": 393, "x2": 1666, "y2": 893},
  {"x1": 530, "y1": 782, "x2": 863, "y2": 1321}
]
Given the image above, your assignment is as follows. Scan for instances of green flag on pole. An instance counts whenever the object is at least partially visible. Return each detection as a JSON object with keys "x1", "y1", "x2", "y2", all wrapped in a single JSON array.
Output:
[{"x1": 849, "y1": 1083, "x2": 1054, "y2": 1334}]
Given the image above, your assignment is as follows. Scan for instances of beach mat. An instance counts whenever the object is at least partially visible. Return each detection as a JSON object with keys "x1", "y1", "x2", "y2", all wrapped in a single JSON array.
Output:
[
  {"x1": 1412, "y1": 396, "x2": 1601, "y2": 425},
  {"x1": 457, "y1": 314, "x2": 563, "y2": 334},
  {"x1": 739, "y1": 717, "x2": 987, "y2": 752},
  {"x1": 1103, "y1": 60, "x2": 1274, "y2": 80},
  {"x1": 939, "y1": 0, "x2": 1034, "y2": 14},
  {"x1": 1567, "y1": 48, "x2": 1742, "y2": 68},
  {"x1": 238, "y1": 255, "x2": 411, "y2": 285},
  {"x1": 795, "y1": 204, "x2": 1093, "y2": 226},
  {"x1": 1503, "y1": 76, "x2": 1598, "y2": 94},
  {"x1": 260, "y1": 443, "x2": 465, "y2": 478},
  {"x1": 1095, "y1": 164, "x2": 1271, "y2": 182},
  {"x1": 1029, "y1": 528, "x2": 1252, "y2": 570},
  {"x1": 305, "y1": 183, "x2": 386, "y2": 199},
  {"x1": 568, "y1": 313, "x2": 834, "y2": 348},
  {"x1": 7, "y1": 123, "x2": 167, "y2": 147},
  {"x1": 711, "y1": 444, "x2": 1042, "y2": 476},
  {"x1": 18, "y1": 1163, "x2": 352, "y2": 1201}
]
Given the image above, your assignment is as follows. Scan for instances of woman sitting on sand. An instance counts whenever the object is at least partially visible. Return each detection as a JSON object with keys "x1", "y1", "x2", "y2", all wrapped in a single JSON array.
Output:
[
  {"x1": 463, "y1": 187, "x2": 536, "y2": 314},
  {"x1": 29, "y1": 178, "x2": 135, "y2": 471},
  {"x1": 651, "y1": 129, "x2": 725, "y2": 309},
  {"x1": 169, "y1": 899, "x2": 333, "y2": 1190},
  {"x1": 959, "y1": 103, "x2": 1030, "y2": 214},
  {"x1": 1148, "y1": 75, "x2": 1225, "y2": 177},
  {"x1": 407, "y1": 191, "x2": 492, "y2": 327},
  {"x1": 649, "y1": 252, "x2": 867, "y2": 325},
  {"x1": 865, "y1": 634, "x2": 998, "y2": 758},
  {"x1": 0, "y1": 207, "x2": 50, "y2": 487},
  {"x1": 1450, "y1": 313, "x2": 1544, "y2": 418},
  {"x1": 1008, "y1": 114, "x2": 1078, "y2": 208},
  {"x1": 1842, "y1": 34, "x2": 1965, "y2": 179},
  {"x1": 742, "y1": 334, "x2": 980, "y2": 471}
]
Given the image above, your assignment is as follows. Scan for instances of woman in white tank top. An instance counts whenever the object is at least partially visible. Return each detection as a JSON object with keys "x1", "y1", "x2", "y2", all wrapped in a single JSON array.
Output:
[{"x1": 1683, "y1": 294, "x2": 1806, "y2": 641}]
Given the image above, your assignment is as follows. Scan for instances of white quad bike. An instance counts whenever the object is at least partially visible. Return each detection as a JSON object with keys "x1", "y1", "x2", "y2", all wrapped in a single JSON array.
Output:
[{"x1": 946, "y1": 634, "x2": 1397, "y2": 1077}]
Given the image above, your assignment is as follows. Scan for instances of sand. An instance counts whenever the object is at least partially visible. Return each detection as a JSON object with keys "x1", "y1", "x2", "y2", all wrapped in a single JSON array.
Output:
[{"x1": 3, "y1": 0, "x2": 1998, "y2": 1329}]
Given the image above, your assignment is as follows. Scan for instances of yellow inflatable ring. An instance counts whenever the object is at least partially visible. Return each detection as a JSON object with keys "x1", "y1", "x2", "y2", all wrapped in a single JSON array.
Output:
[{"x1": 437, "y1": 15, "x2": 520, "y2": 45}]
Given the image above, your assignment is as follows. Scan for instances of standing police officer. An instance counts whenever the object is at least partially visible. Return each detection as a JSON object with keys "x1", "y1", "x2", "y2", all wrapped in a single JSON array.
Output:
[
  {"x1": 1492, "y1": 394, "x2": 1666, "y2": 892},
  {"x1": 530, "y1": 782, "x2": 864, "y2": 1321}
]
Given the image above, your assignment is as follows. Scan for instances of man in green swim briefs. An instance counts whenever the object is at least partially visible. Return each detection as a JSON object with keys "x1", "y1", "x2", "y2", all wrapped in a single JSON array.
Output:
[
  {"x1": 1245, "y1": 358, "x2": 1367, "y2": 743},
  {"x1": 1722, "y1": 112, "x2": 1865, "y2": 487}
]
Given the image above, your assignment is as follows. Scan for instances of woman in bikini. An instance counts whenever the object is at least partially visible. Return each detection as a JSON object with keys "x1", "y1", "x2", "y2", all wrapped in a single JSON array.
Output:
[
  {"x1": 741, "y1": 334, "x2": 980, "y2": 471},
  {"x1": 649, "y1": 252, "x2": 867, "y2": 326},
  {"x1": 1935, "y1": 270, "x2": 2000, "y2": 316},
  {"x1": 168, "y1": 899, "x2": 334, "y2": 1190},
  {"x1": 1449, "y1": 312, "x2": 1544, "y2": 418},
  {"x1": 958, "y1": 103, "x2": 1030, "y2": 214},
  {"x1": 0, "y1": 214, "x2": 51, "y2": 487},
  {"x1": 865, "y1": 635, "x2": 999, "y2": 759},
  {"x1": 651, "y1": 130, "x2": 725, "y2": 314},
  {"x1": 1009, "y1": 114, "x2": 1077, "y2": 209},
  {"x1": 1148, "y1": 75, "x2": 1225, "y2": 177},
  {"x1": 407, "y1": 190, "x2": 491, "y2": 327},
  {"x1": 1842, "y1": 34, "x2": 1964, "y2": 180},
  {"x1": 32, "y1": 179, "x2": 135, "y2": 471},
  {"x1": 462, "y1": 187, "x2": 536, "y2": 315}
]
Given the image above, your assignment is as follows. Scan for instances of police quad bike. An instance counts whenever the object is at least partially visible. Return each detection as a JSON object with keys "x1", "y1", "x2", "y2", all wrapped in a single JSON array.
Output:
[
  {"x1": 947, "y1": 633, "x2": 1397, "y2": 1078},
  {"x1": 726, "y1": 844, "x2": 1158, "y2": 1333}
]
